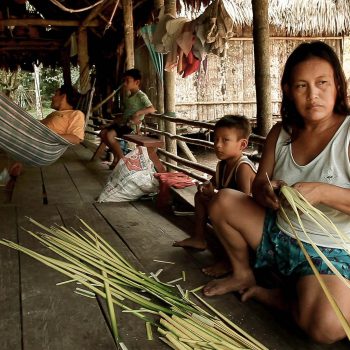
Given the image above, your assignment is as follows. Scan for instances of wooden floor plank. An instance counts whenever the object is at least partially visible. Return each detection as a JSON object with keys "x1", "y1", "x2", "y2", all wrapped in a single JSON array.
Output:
[
  {"x1": 41, "y1": 159, "x2": 82, "y2": 204},
  {"x1": 17, "y1": 205, "x2": 118, "y2": 350},
  {"x1": 72, "y1": 144, "x2": 110, "y2": 186},
  {"x1": 56, "y1": 202, "x2": 168, "y2": 350},
  {"x1": 61, "y1": 148, "x2": 103, "y2": 202},
  {"x1": 11, "y1": 166, "x2": 43, "y2": 205},
  {"x1": 0, "y1": 205, "x2": 21, "y2": 350},
  {"x1": 96, "y1": 201, "x2": 349, "y2": 350},
  {"x1": 0, "y1": 145, "x2": 347, "y2": 350}
]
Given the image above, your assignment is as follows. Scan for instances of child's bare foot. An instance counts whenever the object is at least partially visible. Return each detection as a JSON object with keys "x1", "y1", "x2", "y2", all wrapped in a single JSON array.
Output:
[
  {"x1": 203, "y1": 271, "x2": 256, "y2": 297},
  {"x1": 172, "y1": 237, "x2": 207, "y2": 250},
  {"x1": 202, "y1": 260, "x2": 231, "y2": 277},
  {"x1": 241, "y1": 286, "x2": 288, "y2": 311}
]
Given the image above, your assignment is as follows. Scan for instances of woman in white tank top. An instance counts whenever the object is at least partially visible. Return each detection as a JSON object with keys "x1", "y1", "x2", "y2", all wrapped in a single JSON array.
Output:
[{"x1": 202, "y1": 41, "x2": 350, "y2": 345}]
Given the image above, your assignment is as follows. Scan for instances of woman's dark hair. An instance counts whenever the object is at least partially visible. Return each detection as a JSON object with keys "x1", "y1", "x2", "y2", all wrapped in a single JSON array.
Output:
[
  {"x1": 123, "y1": 68, "x2": 142, "y2": 81},
  {"x1": 58, "y1": 84, "x2": 80, "y2": 108},
  {"x1": 214, "y1": 115, "x2": 251, "y2": 139},
  {"x1": 281, "y1": 41, "x2": 350, "y2": 133}
]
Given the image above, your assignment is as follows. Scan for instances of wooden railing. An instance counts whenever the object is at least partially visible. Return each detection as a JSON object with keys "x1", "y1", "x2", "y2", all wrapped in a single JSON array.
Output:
[
  {"x1": 84, "y1": 113, "x2": 266, "y2": 182},
  {"x1": 143, "y1": 113, "x2": 266, "y2": 182}
]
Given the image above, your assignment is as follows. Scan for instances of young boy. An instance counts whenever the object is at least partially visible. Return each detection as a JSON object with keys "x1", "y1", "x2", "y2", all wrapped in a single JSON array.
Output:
[
  {"x1": 99, "y1": 69, "x2": 156, "y2": 169},
  {"x1": 173, "y1": 115, "x2": 256, "y2": 277}
]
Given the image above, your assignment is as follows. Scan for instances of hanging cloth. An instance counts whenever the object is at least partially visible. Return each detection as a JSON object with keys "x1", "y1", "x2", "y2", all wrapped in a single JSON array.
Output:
[
  {"x1": 140, "y1": 25, "x2": 164, "y2": 81},
  {"x1": 0, "y1": 93, "x2": 72, "y2": 166}
]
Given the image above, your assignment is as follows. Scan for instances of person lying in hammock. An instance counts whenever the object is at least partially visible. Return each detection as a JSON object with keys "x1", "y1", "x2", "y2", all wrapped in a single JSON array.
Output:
[
  {"x1": 41, "y1": 84, "x2": 85, "y2": 144},
  {"x1": 0, "y1": 85, "x2": 85, "y2": 184}
]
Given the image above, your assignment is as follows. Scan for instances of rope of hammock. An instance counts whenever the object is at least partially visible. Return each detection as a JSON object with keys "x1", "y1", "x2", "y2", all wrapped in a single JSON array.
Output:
[{"x1": 49, "y1": 0, "x2": 105, "y2": 13}]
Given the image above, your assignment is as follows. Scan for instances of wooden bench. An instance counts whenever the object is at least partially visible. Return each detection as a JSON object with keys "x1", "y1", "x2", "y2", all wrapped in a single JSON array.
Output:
[{"x1": 91, "y1": 134, "x2": 166, "y2": 173}]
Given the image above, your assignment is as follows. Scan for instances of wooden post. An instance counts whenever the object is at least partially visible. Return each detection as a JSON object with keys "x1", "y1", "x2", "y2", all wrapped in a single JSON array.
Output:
[
  {"x1": 122, "y1": 0, "x2": 134, "y2": 69},
  {"x1": 164, "y1": 0, "x2": 177, "y2": 163},
  {"x1": 78, "y1": 28, "x2": 91, "y2": 94},
  {"x1": 154, "y1": 0, "x2": 165, "y2": 135},
  {"x1": 252, "y1": 0, "x2": 272, "y2": 136},
  {"x1": 61, "y1": 46, "x2": 72, "y2": 87}
]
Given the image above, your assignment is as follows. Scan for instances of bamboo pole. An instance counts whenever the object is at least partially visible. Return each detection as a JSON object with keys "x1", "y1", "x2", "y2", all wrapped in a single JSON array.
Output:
[
  {"x1": 177, "y1": 141, "x2": 197, "y2": 162},
  {"x1": 252, "y1": 0, "x2": 272, "y2": 136},
  {"x1": 122, "y1": 0, "x2": 135, "y2": 69},
  {"x1": 164, "y1": 0, "x2": 177, "y2": 165},
  {"x1": 158, "y1": 149, "x2": 215, "y2": 177}
]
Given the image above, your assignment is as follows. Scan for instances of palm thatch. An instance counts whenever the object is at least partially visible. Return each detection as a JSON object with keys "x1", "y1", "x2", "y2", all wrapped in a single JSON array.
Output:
[
  {"x1": 223, "y1": 0, "x2": 350, "y2": 36},
  {"x1": 1, "y1": 0, "x2": 350, "y2": 71}
]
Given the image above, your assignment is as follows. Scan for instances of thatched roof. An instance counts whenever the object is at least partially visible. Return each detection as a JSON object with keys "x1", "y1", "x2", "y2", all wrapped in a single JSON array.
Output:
[
  {"x1": 1, "y1": 0, "x2": 350, "y2": 71},
  {"x1": 223, "y1": 0, "x2": 350, "y2": 36}
]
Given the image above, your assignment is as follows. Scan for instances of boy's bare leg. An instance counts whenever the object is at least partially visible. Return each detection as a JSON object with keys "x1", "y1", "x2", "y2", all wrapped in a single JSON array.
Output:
[
  {"x1": 203, "y1": 189, "x2": 265, "y2": 296},
  {"x1": 100, "y1": 129, "x2": 124, "y2": 168},
  {"x1": 173, "y1": 192, "x2": 210, "y2": 250}
]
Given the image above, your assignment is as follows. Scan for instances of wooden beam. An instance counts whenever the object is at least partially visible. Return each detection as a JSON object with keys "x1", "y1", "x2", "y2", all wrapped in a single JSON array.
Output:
[
  {"x1": 0, "y1": 19, "x2": 99, "y2": 27},
  {"x1": 82, "y1": 0, "x2": 111, "y2": 27},
  {"x1": 122, "y1": 0, "x2": 134, "y2": 69},
  {"x1": 252, "y1": 0, "x2": 272, "y2": 136},
  {"x1": 164, "y1": 0, "x2": 177, "y2": 164},
  {"x1": 78, "y1": 28, "x2": 91, "y2": 94},
  {"x1": 0, "y1": 40, "x2": 61, "y2": 48}
]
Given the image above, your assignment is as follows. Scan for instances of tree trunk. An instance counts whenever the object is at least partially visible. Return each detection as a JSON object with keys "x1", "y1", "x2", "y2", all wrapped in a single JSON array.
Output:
[{"x1": 252, "y1": 0, "x2": 272, "y2": 136}]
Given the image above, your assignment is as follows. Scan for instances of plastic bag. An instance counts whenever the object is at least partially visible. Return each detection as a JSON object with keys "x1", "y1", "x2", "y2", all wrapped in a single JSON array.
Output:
[{"x1": 97, "y1": 146, "x2": 159, "y2": 202}]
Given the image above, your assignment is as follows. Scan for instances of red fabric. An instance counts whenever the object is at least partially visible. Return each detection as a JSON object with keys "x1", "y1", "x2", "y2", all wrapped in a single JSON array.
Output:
[
  {"x1": 178, "y1": 50, "x2": 201, "y2": 78},
  {"x1": 154, "y1": 172, "x2": 195, "y2": 209}
]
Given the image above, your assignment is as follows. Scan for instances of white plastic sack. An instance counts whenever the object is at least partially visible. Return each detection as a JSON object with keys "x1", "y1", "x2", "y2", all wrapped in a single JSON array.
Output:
[{"x1": 97, "y1": 146, "x2": 159, "y2": 202}]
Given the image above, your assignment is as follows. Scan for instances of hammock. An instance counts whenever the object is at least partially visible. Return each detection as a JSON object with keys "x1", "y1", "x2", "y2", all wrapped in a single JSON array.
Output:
[{"x1": 0, "y1": 93, "x2": 73, "y2": 167}]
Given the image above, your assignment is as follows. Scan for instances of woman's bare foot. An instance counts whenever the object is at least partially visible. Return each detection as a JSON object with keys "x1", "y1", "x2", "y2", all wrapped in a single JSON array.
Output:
[
  {"x1": 241, "y1": 286, "x2": 288, "y2": 311},
  {"x1": 173, "y1": 237, "x2": 207, "y2": 250},
  {"x1": 203, "y1": 271, "x2": 256, "y2": 297},
  {"x1": 202, "y1": 260, "x2": 231, "y2": 278}
]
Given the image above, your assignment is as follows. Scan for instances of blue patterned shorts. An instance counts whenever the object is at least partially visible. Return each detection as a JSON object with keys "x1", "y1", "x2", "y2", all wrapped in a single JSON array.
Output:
[{"x1": 255, "y1": 210, "x2": 350, "y2": 279}]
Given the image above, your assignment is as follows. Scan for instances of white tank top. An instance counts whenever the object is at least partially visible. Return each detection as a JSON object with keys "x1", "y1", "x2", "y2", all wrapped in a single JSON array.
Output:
[{"x1": 273, "y1": 117, "x2": 350, "y2": 248}]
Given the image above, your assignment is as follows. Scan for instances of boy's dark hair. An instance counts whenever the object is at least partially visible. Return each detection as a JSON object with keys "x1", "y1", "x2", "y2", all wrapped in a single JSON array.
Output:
[
  {"x1": 281, "y1": 41, "x2": 350, "y2": 133},
  {"x1": 58, "y1": 84, "x2": 80, "y2": 108},
  {"x1": 123, "y1": 68, "x2": 142, "y2": 81},
  {"x1": 214, "y1": 115, "x2": 251, "y2": 139}
]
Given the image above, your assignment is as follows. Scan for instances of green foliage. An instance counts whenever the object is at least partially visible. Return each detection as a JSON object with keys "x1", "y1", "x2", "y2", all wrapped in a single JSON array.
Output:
[{"x1": 0, "y1": 65, "x2": 81, "y2": 110}]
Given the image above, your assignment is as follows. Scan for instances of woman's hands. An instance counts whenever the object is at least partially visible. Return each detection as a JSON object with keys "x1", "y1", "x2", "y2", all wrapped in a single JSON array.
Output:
[
  {"x1": 197, "y1": 181, "x2": 215, "y2": 199},
  {"x1": 254, "y1": 179, "x2": 286, "y2": 210},
  {"x1": 291, "y1": 182, "x2": 323, "y2": 205}
]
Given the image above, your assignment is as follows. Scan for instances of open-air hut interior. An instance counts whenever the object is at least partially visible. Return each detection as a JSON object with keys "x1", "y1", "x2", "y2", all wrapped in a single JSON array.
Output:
[
  {"x1": 2, "y1": 1, "x2": 350, "y2": 132},
  {"x1": 1, "y1": 1, "x2": 350, "y2": 349}
]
